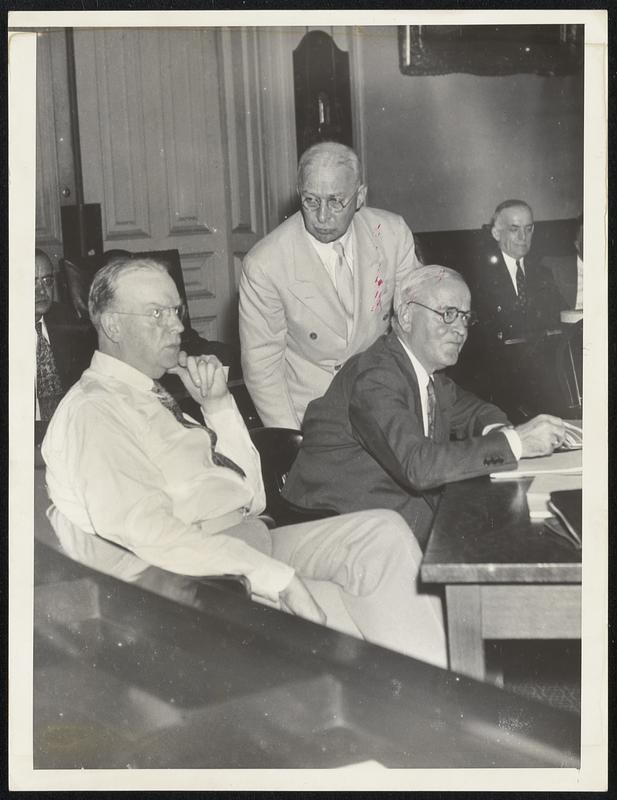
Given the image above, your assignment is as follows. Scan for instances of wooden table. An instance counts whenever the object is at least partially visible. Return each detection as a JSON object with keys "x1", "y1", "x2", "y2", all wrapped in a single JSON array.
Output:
[{"x1": 421, "y1": 477, "x2": 581, "y2": 682}]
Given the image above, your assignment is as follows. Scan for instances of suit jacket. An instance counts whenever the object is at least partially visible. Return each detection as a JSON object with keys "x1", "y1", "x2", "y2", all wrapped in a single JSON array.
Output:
[
  {"x1": 283, "y1": 332, "x2": 516, "y2": 549},
  {"x1": 541, "y1": 252, "x2": 579, "y2": 310},
  {"x1": 239, "y1": 207, "x2": 420, "y2": 428},
  {"x1": 471, "y1": 250, "x2": 565, "y2": 343},
  {"x1": 44, "y1": 302, "x2": 97, "y2": 392}
]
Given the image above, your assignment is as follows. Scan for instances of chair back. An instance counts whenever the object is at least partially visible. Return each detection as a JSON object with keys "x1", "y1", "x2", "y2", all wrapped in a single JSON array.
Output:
[
  {"x1": 61, "y1": 248, "x2": 190, "y2": 326},
  {"x1": 249, "y1": 427, "x2": 303, "y2": 500},
  {"x1": 249, "y1": 427, "x2": 338, "y2": 526}
]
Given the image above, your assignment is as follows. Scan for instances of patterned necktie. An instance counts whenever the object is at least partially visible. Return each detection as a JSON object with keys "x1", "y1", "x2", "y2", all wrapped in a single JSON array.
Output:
[
  {"x1": 332, "y1": 242, "x2": 354, "y2": 319},
  {"x1": 515, "y1": 259, "x2": 527, "y2": 309},
  {"x1": 36, "y1": 321, "x2": 64, "y2": 421},
  {"x1": 426, "y1": 377, "x2": 436, "y2": 441},
  {"x1": 152, "y1": 380, "x2": 246, "y2": 478}
]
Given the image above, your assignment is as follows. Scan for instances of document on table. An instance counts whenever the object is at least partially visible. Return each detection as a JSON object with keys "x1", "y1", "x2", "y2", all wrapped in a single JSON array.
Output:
[{"x1": 491, "y1": 447, "x2": 582, "y2": 480}]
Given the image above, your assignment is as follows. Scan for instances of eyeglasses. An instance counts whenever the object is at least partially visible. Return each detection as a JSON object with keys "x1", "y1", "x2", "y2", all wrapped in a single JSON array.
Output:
[
  {"x1": 408, "y1": 300, "x2": 478, "y2": 328},
  {"x1": 35, "y1": 275, "x2": 55, "y2": 289},
  {"x1": 300, "y1": 189, "x2": 359, "y2": 214},
  {"x1": 111, "y1": 303, "x2": 186, "y2": 326}
]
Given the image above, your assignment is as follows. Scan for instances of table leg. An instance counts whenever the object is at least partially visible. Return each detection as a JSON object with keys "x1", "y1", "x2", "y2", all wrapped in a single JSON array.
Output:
[{"x1": 445, "y1": 584, "x2": 485, "y2": 681}]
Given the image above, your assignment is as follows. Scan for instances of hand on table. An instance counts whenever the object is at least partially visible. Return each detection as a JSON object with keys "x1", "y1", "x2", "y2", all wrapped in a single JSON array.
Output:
[
  {"x1": 516, "y1": 414, "x2": 566, "y2": 459},
  {"x1": 279, "y1": 575, "x2": 327, "y2": 626}
]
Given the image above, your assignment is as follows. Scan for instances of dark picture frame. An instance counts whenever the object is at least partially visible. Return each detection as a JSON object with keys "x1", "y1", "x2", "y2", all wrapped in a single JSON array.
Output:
[{"x1": 399, "y1": 24, "x2": 583, "y2": 77}]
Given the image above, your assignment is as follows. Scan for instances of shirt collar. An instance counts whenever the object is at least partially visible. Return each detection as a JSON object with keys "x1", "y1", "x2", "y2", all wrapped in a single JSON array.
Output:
[
  {"x1": 397, "y1": 335, "x2": 432, "y2": 389},
  {"x1": 502, "y1": 251, "x2": 524, "y2": 271},
  {"x1": 304, "y1": 220, "x2": 354, "y2": 260},
  {"x1": 89, "y1": 350, "x2": 154, "y2": 393}
]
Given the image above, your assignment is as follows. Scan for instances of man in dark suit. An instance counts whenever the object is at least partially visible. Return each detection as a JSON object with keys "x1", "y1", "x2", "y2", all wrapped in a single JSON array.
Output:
[
  {"x1": 471, "y1": 200, "x2": 565, "y2": 341},
  {"x1": 468, "y1": 201, "x2": 569, "y2": 419},
  {"x1": 283, "y1": 265, "x2": 566, "y2": 548},
  {"x1": 542, "y1": 214, "x2": 583, "y2": 312},
  {"x1": 35, "y1": 248, "x2": 96, "y2": 421}
]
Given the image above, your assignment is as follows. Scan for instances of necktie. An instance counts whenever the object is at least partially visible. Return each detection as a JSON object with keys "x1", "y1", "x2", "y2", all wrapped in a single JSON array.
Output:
[
  {"x1": 36, "y1": 321, "x2": 64, "y2": 421},
  {"x1": 332, "y1": 242, "x2": 354, "y2": 319},
  {"x1": 515, "y1": 259, "x2": 527, "y2": 309},
  {"x1": 426, "y1": 377, "x2": 436, "y2": 440},
  {"x1": 152, "y1": 380, "x2": 246, "y2": 478}
]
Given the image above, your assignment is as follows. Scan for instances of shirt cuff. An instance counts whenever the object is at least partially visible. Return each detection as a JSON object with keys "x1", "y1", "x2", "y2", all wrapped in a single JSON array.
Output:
[{"x1": 482, "y1": 423, "x2": 522, "y2": 461}]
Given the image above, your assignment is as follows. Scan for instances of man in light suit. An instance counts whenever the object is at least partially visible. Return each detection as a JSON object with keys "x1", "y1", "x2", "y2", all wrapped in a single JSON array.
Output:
[
  {"x1": 284, "y1": 266, "x2": 566, "y2": 549},
  {"x1": 239, "y1": 141, "x2": 421, "y2": 429}
]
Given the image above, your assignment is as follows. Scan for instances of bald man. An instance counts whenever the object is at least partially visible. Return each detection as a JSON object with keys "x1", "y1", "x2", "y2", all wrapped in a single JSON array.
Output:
[
  {"x1": 284, "y1": 265, "x2": 566, "y2": 549},
  {"x1": 239, "y1": 141, "x2": 421, "y2": 429}
]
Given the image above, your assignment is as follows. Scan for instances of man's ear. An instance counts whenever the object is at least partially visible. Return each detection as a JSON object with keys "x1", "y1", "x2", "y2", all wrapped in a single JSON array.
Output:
[
  {"x1": 397, "y1": 301, "x2": 413, "y2": 333},
  {"x1": 356, "y1": 184, "x2": 367, "y2": 210},
  {"x1": 490, "y1": 224, "x2": 501, "y2": 244},
  {"x1": 100, "y1": 311, "x2": 121, "y2": 343}
]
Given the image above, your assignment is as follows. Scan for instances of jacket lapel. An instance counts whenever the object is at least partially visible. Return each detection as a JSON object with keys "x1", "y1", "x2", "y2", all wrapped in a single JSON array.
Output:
[
  {"x1": 288, "y1": 222, "x2": 348, "y2": 341},
  {"x1": 348, "y1": 212, "x2": 383, "y2": 346}
]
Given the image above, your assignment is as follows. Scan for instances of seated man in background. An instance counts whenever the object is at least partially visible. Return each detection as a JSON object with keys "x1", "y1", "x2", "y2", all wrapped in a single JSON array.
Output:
[
  {"x1": 42, "y1": 255, "x2": 447, "y2": 667},
  {"x1": 283, "y1": 265, "x2": 566, "y2": 550},
  {"x1": 239, "y1": 140, "x2": 421, "y2": 429},
  {"x1": 35, "y1": 248, "x2": 96, "y2": 421},
  {"x1": 471, "y1": 199, "x2": 566, "y2": 341},
  {"x1": 468, "y1": 200, "x2": 571, "y2": 420},
  {"x1": 542, "y1": 214, "x2": 583, "y2": 312}
]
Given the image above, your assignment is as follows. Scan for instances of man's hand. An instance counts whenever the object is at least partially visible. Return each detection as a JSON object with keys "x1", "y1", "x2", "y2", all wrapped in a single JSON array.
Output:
[
  {"x1": 279, "y1": 575, "x2": 326, "y2": 625},
  {"x1": 516, "y1": 414, "x2": 566, "y2": 459},
  {"x1": 167, "y1": 352, "x2": 232, "y2": 414}
]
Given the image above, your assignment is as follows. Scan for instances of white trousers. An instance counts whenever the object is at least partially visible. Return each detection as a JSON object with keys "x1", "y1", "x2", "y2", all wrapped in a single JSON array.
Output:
[{"x1": 48, "y1": 505, "x2": 447, "y2": 667}]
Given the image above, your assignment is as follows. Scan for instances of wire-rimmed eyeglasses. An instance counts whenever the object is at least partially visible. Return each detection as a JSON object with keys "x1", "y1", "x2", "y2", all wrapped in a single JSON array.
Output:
[
  {"x1": 35, "y1": 275, "x2": 55, "y2": 289},
  {"x1": 300, "y1": 189, "x2": 359, "y2": 214},
  {"x1": 111, "y1": 303, "x2": 186, "y2": 326},
  {"x1": 407, "y1": 300, "x2": 478, "y2": 328}
]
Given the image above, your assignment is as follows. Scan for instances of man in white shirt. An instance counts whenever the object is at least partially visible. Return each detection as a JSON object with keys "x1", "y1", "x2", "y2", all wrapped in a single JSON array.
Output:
[
  {"x1": 239, "y1": 141, "x2": 421, "y2": 428},
  {"x1": 284, "y1": 265, "x2": 566, "y2": 549},
  {"x1": 42, "y1": 256, "x2": 447, "y2": 666}
]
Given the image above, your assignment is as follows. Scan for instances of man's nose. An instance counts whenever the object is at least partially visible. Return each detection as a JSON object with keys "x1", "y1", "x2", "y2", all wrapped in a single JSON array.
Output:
[
  {"x1": 316, "y1": 200, "x2": 331, "y2": 223},
  {"x1": 452, "y1": 314, "x2": 467, "y2": 337}
]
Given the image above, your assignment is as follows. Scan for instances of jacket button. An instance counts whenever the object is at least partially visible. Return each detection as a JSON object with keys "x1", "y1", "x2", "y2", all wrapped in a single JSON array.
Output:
[
  {"x1": 382, "y1": 313, "x2": 389, "y2": 321},
  {"x1": 309, "y1": 332, "x2": 317, "y2": 340}
]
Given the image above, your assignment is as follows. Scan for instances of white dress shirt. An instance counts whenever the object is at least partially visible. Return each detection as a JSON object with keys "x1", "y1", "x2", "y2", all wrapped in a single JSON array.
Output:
[
  {"x1": 397, "y1": 337, "x2": 522, "y2": 459},
  {"x1": 305, "y1": 224, "x2": 354, "y2": 290},
  {"x1": 502, "y1": 252, "x2": 524, "y2": 295},
  {"x1": 575, "y1": 254, "x2": 583, "y2": 310},
  {"x1": 42, "y1": 351, "x2": 294, "y2": 600}
]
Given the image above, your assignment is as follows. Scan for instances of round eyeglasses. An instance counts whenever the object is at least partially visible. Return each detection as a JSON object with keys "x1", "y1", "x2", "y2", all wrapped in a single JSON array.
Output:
[
  {"x1": 300, "y1": 189, "x2": 359, "y2": 214},
  {"x1": 408, "y1": 300, "x2": 478, "y2": 328},
  {"x1": 35, "y1": 275, "x2": 55, "y2": 289},
  {"x1": 112, "y1": 303, "x2": 186, "y2": 326}
]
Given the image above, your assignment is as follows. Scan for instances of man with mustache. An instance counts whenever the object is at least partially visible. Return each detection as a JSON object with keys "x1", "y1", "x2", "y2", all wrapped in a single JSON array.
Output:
[
  {"x1": 42, "y1": 255, "x2": 448, "y2": 666},
  {"x1": 284, "y1": 265, "x2": 566, "y2": 549}
]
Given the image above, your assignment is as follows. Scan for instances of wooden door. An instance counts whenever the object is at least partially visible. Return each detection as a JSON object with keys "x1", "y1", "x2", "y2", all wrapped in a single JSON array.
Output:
[{"x1": 72, "y1": 27, "x2": 235, "y2": 341}]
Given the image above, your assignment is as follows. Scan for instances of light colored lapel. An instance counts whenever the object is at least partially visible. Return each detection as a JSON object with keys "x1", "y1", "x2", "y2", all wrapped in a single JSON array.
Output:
[
  {"x1": 348, "y1": 211, "x2": 383, "y2": 346},
  {"x1": 288, "y1": 222, "x2": 348, "y2": 341}
]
